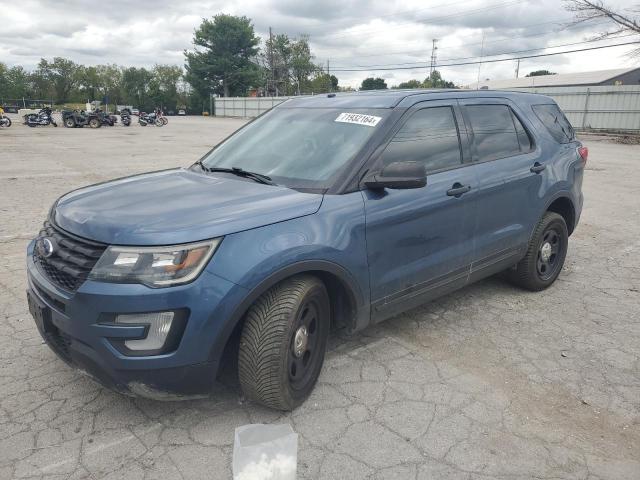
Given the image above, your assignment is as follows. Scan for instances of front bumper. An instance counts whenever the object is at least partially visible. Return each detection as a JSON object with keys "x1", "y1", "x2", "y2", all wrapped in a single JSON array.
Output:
[{"x1": 26, "y1": 240, "x2": 247, "y2": 399}]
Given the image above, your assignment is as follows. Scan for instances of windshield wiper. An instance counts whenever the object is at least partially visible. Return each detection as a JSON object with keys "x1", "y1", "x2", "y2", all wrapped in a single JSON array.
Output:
[{"x1": 198, "y1": 163, "x2": 276, "y2": 185}]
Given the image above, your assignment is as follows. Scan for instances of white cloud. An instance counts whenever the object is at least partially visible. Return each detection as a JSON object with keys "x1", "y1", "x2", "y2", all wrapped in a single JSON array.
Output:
[{"x1": 1, "y1": 0, "x2": 637, "y2": 88}]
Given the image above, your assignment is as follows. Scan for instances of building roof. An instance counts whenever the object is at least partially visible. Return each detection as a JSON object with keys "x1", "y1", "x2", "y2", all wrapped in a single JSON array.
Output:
[{"x1": 479, "y1": 67, "x2": 639, "y2": 89}]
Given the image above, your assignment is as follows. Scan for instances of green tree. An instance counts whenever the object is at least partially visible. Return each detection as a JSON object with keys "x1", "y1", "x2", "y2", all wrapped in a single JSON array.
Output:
[
  {"x1": 360, "y1": 77, "x2": 387, "y2": 90},
  {"x1": 184, "y1": 14, "x2": 260, "y2": 97},
  {"x1": 309, "y1": 73, "x2": 338, "y2": 93},
  {"x1": 121, "y1": 67, "x2": 153, "y2": 109},
  {"x1": 37, "y1": 57, "x2": 80, "y2": 102},
  {"x1": 526, "y1": 70, "x2": 556, "y2": 77},
  {"x1": 395, "y1": 79, "x2": 422, "y2": 89},
  {"x1": 423, "y1": 70, "x2": 455, "y2": 88},
  {"x1": 263, "y1": 33, "x2": 318, "y2": 95},
  {"x1": 0, "y1": 64, "x2": 32, "y2": 99}
]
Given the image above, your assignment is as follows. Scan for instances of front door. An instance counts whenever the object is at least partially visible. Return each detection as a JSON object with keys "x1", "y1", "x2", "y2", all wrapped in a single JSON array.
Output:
[{"x1": 362, "y1": 101, "x2": 477, "y2": 322}]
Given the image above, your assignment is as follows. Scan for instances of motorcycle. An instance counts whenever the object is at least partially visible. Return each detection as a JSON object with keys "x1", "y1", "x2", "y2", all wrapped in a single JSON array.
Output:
[
  {"x1": 138, "y1": 111, "x2": 164, "y2": 127},
  {"x1": 95, "y1": 108, "x2": 118, "y2": 126},
  {"x1": 0, "y1": 114, "x2": 11, "y2": 128},
  {"x1": 62, "y1": 109, "x2": 101, "y2": 128},
  {"x1": 24, "y1": 107, "x2": 57, "y2": 127},
  {"x1": 120, "y1": 108, "x2": 131, "y2": 127}
]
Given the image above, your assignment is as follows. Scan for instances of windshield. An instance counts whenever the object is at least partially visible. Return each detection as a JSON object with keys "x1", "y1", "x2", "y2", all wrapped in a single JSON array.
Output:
[{"x1": 200, "y1": 107, "x2": 390, "y2": 190}]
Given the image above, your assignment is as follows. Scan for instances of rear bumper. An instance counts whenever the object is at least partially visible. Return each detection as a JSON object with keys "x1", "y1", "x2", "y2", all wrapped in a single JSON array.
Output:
[{"x1": 26, "y1": 240, "x2": 247, "y2": 399}]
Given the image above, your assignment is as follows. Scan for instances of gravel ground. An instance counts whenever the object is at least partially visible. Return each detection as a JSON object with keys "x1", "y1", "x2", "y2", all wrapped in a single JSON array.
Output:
[{"x1": 0, "y1": 116, "x2": 638, "y2": 479}]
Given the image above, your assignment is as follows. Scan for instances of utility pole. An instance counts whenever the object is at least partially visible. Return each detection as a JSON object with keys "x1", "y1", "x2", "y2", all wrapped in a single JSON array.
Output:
[
  {"x1": 327, "y1": 59, "x2": 331, "y2": 93},
  {"x1": 429, "y1": 39, "x2": 438, "y2": 77},
  {"x1": 476, "y1": 31, "x2": 485, "y2": 90},
  {"x1": 269, "y1": 27, "x2": 277, "y2": 96},
  {"x1": 515, "y1": 58, "x2": 521, "y2": 79}
]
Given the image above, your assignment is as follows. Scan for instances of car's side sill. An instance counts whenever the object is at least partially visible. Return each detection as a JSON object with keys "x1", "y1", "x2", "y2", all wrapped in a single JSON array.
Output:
[{"x1": 370, "y1": 247, "x2": 523, "y2": 325}]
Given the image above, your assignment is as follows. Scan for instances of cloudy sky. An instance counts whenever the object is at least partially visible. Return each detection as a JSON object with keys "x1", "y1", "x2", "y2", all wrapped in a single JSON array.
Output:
[{"x1": 1, "y1": 0, "x2": 638, "y2": 88}]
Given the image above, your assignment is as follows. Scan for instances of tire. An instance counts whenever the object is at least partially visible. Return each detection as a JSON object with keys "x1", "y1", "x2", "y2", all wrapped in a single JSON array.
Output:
[
  {"x1": 238, "y1": 275, "x2": 330, "y2": 410},
  {"x1": 161, "y1": 117, "x2": 168, "y2": 125},
  {"x1": 89, "y1": 118, "x2": 100, "y2": 129},
  {"x1": 139, "y1": 119, "x2": 147, "y2": 126},
  {"x1": 1, "y1": 117, "x2": 10, "y2": 127},
  {"x1": 506, "y1": 212, "x2": 568, "y2": 291},
  {"x1": 64, "y1": 118, "x2": 75, "y2": 128},
  {"x1": 154, "y1": 118, "x2": 164, "y2": 127}
]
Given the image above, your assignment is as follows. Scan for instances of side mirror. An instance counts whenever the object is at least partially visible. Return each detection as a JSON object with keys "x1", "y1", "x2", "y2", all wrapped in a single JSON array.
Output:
[{"x1": 364, "y1": 161, "x2": 426, "y2": 190}]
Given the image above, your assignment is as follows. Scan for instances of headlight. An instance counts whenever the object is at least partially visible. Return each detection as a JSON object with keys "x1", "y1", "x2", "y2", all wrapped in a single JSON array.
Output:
[{"x1": 89, "y1": 239, "x2": 221, "y2": 287}]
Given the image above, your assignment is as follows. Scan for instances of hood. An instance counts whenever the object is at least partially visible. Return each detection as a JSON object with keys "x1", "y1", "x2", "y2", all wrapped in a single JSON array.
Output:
[{"x1": 53, "y1": 168, "x2": 323, "y2": 245}]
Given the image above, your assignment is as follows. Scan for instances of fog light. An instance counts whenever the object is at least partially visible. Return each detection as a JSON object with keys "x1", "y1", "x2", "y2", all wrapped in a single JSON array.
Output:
[{"x1": 116, "y1": 311, "x2": 174, "y2": 351}]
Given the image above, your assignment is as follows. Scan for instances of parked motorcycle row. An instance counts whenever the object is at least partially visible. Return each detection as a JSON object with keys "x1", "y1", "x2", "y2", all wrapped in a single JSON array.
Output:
[{"x1": 0, "y1": 107, "x2": 169, "y2": 129}]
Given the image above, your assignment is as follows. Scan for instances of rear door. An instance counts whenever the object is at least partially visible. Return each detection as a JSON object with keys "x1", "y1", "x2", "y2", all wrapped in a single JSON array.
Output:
[
  {"x1": 362, "y1": 101, "x2": 477, "y2": 321},
  {"x1": 459, "y1": 99, "x2": 544, "y2": 273}
]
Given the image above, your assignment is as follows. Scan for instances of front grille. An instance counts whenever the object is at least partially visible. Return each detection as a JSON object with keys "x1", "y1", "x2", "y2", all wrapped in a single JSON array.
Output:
[{"x1": 33, "y1": 221, "x2": 107, "y2": 292}]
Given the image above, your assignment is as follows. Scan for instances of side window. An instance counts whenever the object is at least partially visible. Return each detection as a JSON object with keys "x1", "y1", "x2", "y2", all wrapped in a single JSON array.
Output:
[
  {"x1": 511, "y1": 110, "x2": 533, "y2": 152},
  {"x1": 466, "y1": 104, "x2": 526, "y2": 162},
  {"x1": 380, "y1": 106, "x2": 462, "y2": 173},
  {"x1": 532, "y1": 104, "x2": 575, "y2": 144}
]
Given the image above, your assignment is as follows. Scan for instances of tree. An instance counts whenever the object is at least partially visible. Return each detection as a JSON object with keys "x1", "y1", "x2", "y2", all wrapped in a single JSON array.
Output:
[
  {"x1": 309, "y1": 73, "x2": 338, "y2": 93},
  {"x1": 526, "y1": 70, "x2": 557, "y2": 77},
  {"x1": 121, "y1": 67, "x2": 153, "y2": 109},
  {"x1": 0, "y1": 64, "x2": 32, "y2": 99},
  {"x1": 395, "y1": 79, "x2": 422, "y2": 89},
  {"x1": 423, "y1": 70, "x2": 455, "y2": 88},
  {"x1": 262, "y1": 33, "x2": 318, "y2": 95},
  {"x1": 564, "y1": 1, "x2": 640, "y2": 56},
  {"x1": 37, "y1": 57, "x2": 80, "y2": 102},
  {"x1": 184, "y1": 14, "x2": 260, "y2": 97},
  {"x1": 361, "y1": 77, "x2": 388, "y2": 90}
]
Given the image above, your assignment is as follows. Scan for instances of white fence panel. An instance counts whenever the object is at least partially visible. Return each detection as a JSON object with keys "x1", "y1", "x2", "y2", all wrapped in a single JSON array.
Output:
[
  {"x1": 214, "y1": 87, "x2": 640, "y2": 131},
  {"x1": 517, "y1": 85, "x2": 640, "y2": 132}
]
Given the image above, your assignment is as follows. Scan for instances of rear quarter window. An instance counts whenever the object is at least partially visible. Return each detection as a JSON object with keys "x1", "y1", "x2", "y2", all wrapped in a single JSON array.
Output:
[{"x1": 532, "y1": 104, "x2": 575, "y2": 144}]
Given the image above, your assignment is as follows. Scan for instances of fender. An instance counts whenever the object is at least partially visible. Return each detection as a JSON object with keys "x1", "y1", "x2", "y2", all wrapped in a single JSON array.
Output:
[
  {"x1": 527, "y1": 190, "x2": 576, "y2": 245},
  {"x1": 207, "y1": 259, "x2": 368, "y2": 365}
]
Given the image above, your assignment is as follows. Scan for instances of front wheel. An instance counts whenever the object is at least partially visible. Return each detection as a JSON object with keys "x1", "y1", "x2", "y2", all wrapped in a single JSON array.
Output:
[
  {"x1": 506, "y1": 212, "x2": 568, "y2": 291},
  {"x1": 238, "y1": 275, "x2": 330, "y2": 410},
  {"x1": 89, "y1": 118, "x2": 100, "y2": 129},
  {"x1": 64, "y1": 118, "x2": 75, "y2": 128},
  {"x1": 154, "y1": 118, "x2": 164, "y2": 127},
  {"x1": 1, "y1": 117, "x2": 10, "y2": 127}
]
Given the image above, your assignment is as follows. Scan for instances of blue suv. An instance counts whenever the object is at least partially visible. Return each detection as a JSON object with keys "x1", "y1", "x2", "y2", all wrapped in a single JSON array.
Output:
[{"x1": 26, "y1": 90, "x2": 586, "y2": 409}]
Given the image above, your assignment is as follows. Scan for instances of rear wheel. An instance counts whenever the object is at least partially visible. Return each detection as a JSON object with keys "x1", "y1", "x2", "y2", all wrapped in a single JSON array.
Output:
[
  {"x1": 64, "y1": 117, "x2": 75, "y2": 128},
  {"x1": 238, "y1": 275, "x2": 330, "y2": 410},
  {"x1": 506, "y1": 212, "x2": 568, "y2": 291},
  {"x1": 89, "y1": 118, "x2": 100, "y2": 129},
  {"x1": 1, "y1": 117, "x2": 10, "y2": 127}
]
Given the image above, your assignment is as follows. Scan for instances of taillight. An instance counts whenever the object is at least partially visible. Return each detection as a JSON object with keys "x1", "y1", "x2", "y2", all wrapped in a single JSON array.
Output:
[{"x1": 577, "y1": 146, "x2": 588, "y2": 165}]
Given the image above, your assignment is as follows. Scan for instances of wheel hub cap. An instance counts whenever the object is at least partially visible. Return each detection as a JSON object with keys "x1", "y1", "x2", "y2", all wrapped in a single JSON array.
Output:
[
  {"x1": 540, "y1": 242, "x2": 552, "y2": 262},
  {"x1": 293, "y1": 326, "x2": 308, "y2": 358}
]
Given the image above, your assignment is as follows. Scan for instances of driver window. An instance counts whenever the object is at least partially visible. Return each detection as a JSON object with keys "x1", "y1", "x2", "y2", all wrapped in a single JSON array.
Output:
[{"x1": 380, "y1": 106, "x2": 462, "y2": 173}]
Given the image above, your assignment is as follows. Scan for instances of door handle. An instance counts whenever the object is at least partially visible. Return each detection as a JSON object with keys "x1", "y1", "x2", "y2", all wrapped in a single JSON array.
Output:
[
  {"x1": 446, "y1": 183, "x2": 471, "y2": 197},
  {"x1": 530, "y1": 162, "x2": 546, "y2": 174}
]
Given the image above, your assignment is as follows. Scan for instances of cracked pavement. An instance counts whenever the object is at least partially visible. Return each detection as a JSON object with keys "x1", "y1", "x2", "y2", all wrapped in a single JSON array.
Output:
[{"x1": 1, "y1": 117, "x2": 639, "y2": 479}]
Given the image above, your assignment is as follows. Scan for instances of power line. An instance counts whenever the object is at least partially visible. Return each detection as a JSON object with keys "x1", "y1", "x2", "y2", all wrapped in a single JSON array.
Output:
[
  {"x1": 330, "y1": 33, "x2": 638, "y2": 69},
  {"x1": 328, "y1": 18, "x2": 613, "y2": 64},
  {"x1": 329, "y1": 40, "x2": 640, "y2": 72}
]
